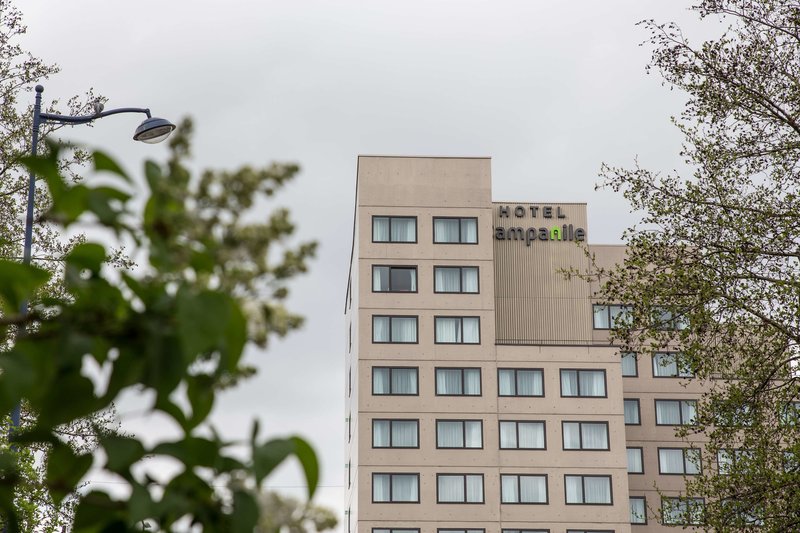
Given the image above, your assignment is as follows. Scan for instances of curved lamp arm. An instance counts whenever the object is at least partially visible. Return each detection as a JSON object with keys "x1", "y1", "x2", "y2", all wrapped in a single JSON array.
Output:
[{"x1": 40, "y1": 106, "x2": 152, "y2": 125}]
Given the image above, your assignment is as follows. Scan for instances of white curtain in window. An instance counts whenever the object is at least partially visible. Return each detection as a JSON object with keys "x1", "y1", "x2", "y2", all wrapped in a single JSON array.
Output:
[
  {"x1": 372, "y1": 267, "x2": 388, "y2": 291},
  {"x1": 593, "y1": 305, "x2": 609, "y2": 329},
  {"x1": 436, "y1": 369, "x2": 462, "y2": 395},
  {"x1": 373, "y1": 474, "x2": 390, "y2": 501},
  {"x1": 518, "y1": 370, "x2": 542, "y2": 396},
  {"x1": 579, "y1": 371, "x2": 605, "y2": 396},
  {"x1": 499, "y1": 422, "x2": 517, "y2": 448},
  {"x1": 435, "y1": 268, "x2": 461, "y2": 292},
  {"x1": 685, "y1": 449, "x2": 701, "y2": 474},
  {"x1": 392, "y1": 421, "x2": 417, "y2": 447},
  {"x1": 656, "y1": 401, "x2": 681, "y2": 424},
  {"x1": 498, "y1": 370, "x2": 515, "y2": 395},
  {"x1": 391, "y1": 218, "x2": 415, "y2": 242},
  {"x1": 659, "y1": 449, "x2": 684, "y2": 473},
  {"x1": 562, "y1": 422, "x2": 581, "y2": 449},
  {"x1": 581, "y1": 423, "x2": 608, "y2": 449},
  {"x1": 462, "y1": 267, "x2": 479, "y2": 292},
  {"x1": 461, "y1": 219, "x2": 478, "y2": 243},
  {"x1": 373, "y1": 218, "x2": 389, "y2": 242},
  {"x1": 584, "y1": 477, "x2": 610, "y2": 503},
  {"x1": 501, "y1": 475, "x2": 519, "y2": 503},
  {"x1": 373, "y1": 421, "x2": 390, "y2": 447},
  {"x1": 717, "y1": 450, "x2": 733, "y2": 474},
  {"x1": 437, "y1": 421, "x2": 463, "y2": 448},
  {"x1": 565, "y1": 476, "x2": 583, "y2": 503},
  {"x1": 462, "y1": 318, "x2": 479, "y2": 343},
  {"x1": 436, "y1": 318, "x2": 459, "y2": 343},
  {"x1": 624, "y1": 400, "x2": 640, "y2": 424},
  {"x1": 392, "y1": 368, "x2": 417, "y2": 394},
  {"x1": 464, "y1": 369, "x2": 480, "y2": 394},
  {"x1": 392, "y1": 475, "x2": 418, "y2": 502},
  {"x1": 621, "y1": 353, "x2": 637, "y2": 376},
  {"x1": 438, "y1": 475, "x2": 464, "y2": 502},
  {"x1": 627, "y1": 448, "x2": 643, "y2": 473},
  {"x1": 630, "y1": 498, "x2": 646, "y2": 523},
  {"x1": 464, "y1": 421, "x2": 482, "y2": 448},
  {"x1": 682, "y1": 401, "x2": 697, "y2": 424},
  {"x1": 518, "y1": 422, "x2": 544, "y2": 449},
  {"x1": 466, "y1": 475, "x2": 483, "y2": 502},
  {"x1": 373, "y1": 368, "x2": 390, "y2": 394},
  {"x1": 561, "y1": 371, "x2": 578, "y2": 396},
  {"x1": 391, "y1": 317, "x2": 417, "y2": 342},
  {"x1": 653, "y1": 353, "x2": 677, "y2": 376},
  {"x1": 434, "y1": 219, "x2": 460, "y2": 243},
  {"x1": 520, "y1": 476, "x2": 546, "y2": 503},
  {"x1": 373, "y1": 317, "x2": 389, "y2": 342}
]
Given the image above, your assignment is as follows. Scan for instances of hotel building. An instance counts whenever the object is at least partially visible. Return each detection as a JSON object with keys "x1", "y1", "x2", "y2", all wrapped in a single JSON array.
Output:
[{"x1": 344, "y1": 156, "x2": 706, "y2": 533}]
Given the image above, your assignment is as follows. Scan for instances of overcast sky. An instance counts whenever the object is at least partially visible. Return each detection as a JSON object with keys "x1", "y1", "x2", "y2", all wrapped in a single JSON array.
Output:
[{"x1": 22, "y1": 1, "x2": 708, "y2": 529}]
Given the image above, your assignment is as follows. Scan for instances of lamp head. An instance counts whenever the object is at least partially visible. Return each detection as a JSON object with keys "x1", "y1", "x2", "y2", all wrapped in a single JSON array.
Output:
[{"x1": 133, "y1": 117, "x2": 176, "y2": 144}]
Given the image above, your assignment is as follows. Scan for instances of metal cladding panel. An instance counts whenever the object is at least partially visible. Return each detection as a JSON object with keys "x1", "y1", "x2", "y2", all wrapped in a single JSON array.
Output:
[{"x1": 492, "y1": 202, "x2": 594, "y2": 344}]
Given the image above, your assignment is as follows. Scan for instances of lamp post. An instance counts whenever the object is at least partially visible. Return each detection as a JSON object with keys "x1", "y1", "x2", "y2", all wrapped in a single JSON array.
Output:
[{"x1": 11, "y1": 84, "x2": 176, "y2": 428}]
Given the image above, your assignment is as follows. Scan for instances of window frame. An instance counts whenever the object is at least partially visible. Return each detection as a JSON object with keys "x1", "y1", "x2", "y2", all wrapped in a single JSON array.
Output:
[
  {"x1": 372, "y1": 366, "x2": 419, "y2": 396},
  {"x1": 561, "y1": 421, "x2": 610, "y2": 451},
  {"x1": 371, "y1": 473, "x2": 421, "y2": 504},
  {"x1": 436, "y1": 419, "x2": 484, "y2": 449},
  {"x1": 661, "y1": 497, "x2": 704, "y2": 525},
  {"x1": 432, "y1": 216, "x2": 479, "y2": 244},
  {"x1": 372, "y1": 215, "x2": 418, "y2": 243},
  {"x1": 435, "y1": 473, "x2": 485, "y2": 504},
  {"x1": 657, "y1": 447, "x2": 702, "y2": 475},
  {"x1": 717, "y1": 448, "x2": 752, "y2": 475},
  {"x1": 627, "y1": 446, "x2": 644, "y2": 474},
  {"x1": 559, "y1": 369, "x2": 608, "y2": 398},
  {"x1": 498, "y1": 420, "x2": 547, "y2": 450},
  {"x1": 624, "y1": 399, "x2": 641, "y2": 426},
  {"x1": 434, "y1": 316, "x2": 481, "y2": 344},
  {"x1": 372, "y1": 265, "x2": 418, "y2": 293},
  {"x1": 654, "y1": 399, "x2": 697, "y2": 426},
  {"x1": 621, "y1": 352, "x2": 638, "y2": 377},
  {"x1": 372, "y1": 419, "x2": 420, "y2": 449},
  {"x1": 652, "y1": 352, "x2": 693, "y2": 378},
  {"x1": 563, "y1": 474, "x2": 614, "y2": 505},
  {"x1": 630, "y1": 496, "x2": 648, "y2": 525},
  {"x1": 372, "y1": 315, "x2": 419, "y2": 344},
  {"x1": 433, "y1": 265, "x2": 480, "y2": 294},
  {"x1": 434, "y1": 367, "x2": 482, "y2": 396},
  {"x1": 504, "y1": 530, "x2": 551, "y2": 533},
  {"x1": 499, "y1": 473, "x2": 549, "y2": 505},
  {"x1": 374, "y1": 529, "x2": 421, "y2": 533},
  {"x1": 497, "y1": 368, "x2": 545, "y2": 397},
  {"x1": 440, "y1": 529, "x2": 486, "y2": 533},
  {"x1": 592, "y1": 303, "x2": 632, "y2": 330}
]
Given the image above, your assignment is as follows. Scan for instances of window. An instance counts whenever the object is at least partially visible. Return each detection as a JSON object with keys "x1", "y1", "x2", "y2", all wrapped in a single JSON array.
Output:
[
  {"x1": 621, "y1": 352, "x2": 638, "y2": 377},
  {"x1": 373, "y1": 367, "x2": 418, "y2": 395},
  {"x1": 655, "y1": 400, "x2": 697, "y2": 425},
  {"x1": 441, "y1": 530, "x2": 485, "y2": 533},
  {"x1": 630, "y1": 496, "x2": 647, "y2": 524},
  {"x1": 653, "y1": 307, "x2": 688, "y2": 331},
  {"x1": 662, "y1": 497, "x2": 704, "y2": 525},
  {"x1": 434, "y1": 266, "x2": 479, "y2": 293},
  {"x1": 627, "y1": 447, "x2": 644, "y2": 474},
  {"x1": 564, "y1": 475, "x2": 612, "y2": 505},
  {"x1": 624, "y1": 399, "x2": 640, "y2": 425},
  {"x1": 372, "y1": 473, "x2": 420, "y2": 503},
  {"x1": 717, "y1": 449, "x2": 752, "y2": 475},
  {"x1": 498, "y1": 368, "x2": 544, "y2": 397},
  {"x1": 373, "y1": 315, "x2": 418, "y2": 343},
  {"x1": 435, "y1": 368, "x2": 481, "y2": 396},
  {"x1": 373, "y1": 266, "x2": 417, "y2": 292},
  {"x1": 500, "y1": 474, "x2": 548, "y2": 504},
  {"x1": 658, "y1": 448, "x2": 701, "y2": 475},
  {"x1": 437, "y1": 420, "x2": 483, "y2": 449},
  {"x1": 375, "y1": 530, "x2": 420, "y2": 533},
  {"x1": 562, "y1": 422, "x2": 609, "y2": 450},
  {"x1": 560, "y1": 369, "x2": 606, "y2": 397},
  {"x1": 435, "y1": 316, "x2": 480, "y2": 344},
  {"x1": 373, "y1": 216, "x2": 416, "y2": 243},
  {"x1": 499, "y1": 421, "x2": 546, "y2": 449},
  {"x1": 433, "y1": 217, "x2": 478, "y2": 244},
  {"x1": 436, "y1": 474, "x2": 484, "y2": 503},
  {"x1": 782, "y1": 402, "x2": 800, "y2": 426},
  {"x1": 592, "y1": 304, "x2": 632, "y2": 329},
  {"x1": 652, "y1": 352, "x2": 693, "y2": 378},
  {"x1": 505, "y1": 530, "x2": 550, "y2": 533},
  {"x1": 715, "y1": 403, "x2": 753, "y2": 427},
  {"x1": 373, "y1": 419, "x2": 419, "y2": 448}
]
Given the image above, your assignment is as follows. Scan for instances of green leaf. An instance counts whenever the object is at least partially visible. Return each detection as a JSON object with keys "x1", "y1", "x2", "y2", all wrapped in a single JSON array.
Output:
[
  {"x1": 128, "y1": 482, "x2": 153, "y2": 524},
  {"x1": 0, "y1": 260, "x2": 50, "y2": 314},
  {"x1": 252, "y1": 438, "x2": 294, "y2": 486},
  {"x1": 93, "y1": 150, "x2": 131, "y2": 182},
  {"x1": 72, "y1": 491, "x2": 127, "y2": 532},
  {"x1": 186, "y1": 375, "x2": 215, "y2": 430},
  {"x1": 231, "y1": 489, "x2": 259, "y2": 533},
  {"x1": 46, "y1": 443, "x2": 93, "y2": 505},
  {"x1": 151, "y1": 437, "x2": 219, "y2": 468},
  {"x1": 291, "y1": 436, "x2": 319, "y2": 499},
  {"x1": 65, "y1": 243, "x2": 107, "y2": 274},
  {"x1": 102, "y1": 436, "x2": 146, "y2": 473}
]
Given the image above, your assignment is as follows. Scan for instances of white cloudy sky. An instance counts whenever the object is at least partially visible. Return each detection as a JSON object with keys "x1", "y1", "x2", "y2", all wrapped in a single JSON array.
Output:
[{"x1": 22, "y1": 0, "x2": 711, "y2": 529}]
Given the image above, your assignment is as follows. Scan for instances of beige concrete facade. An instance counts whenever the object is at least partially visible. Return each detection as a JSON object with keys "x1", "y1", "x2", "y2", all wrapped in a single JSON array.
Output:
[{"x1": 345, "y1": 156, "x2": 703, "y2": 533}]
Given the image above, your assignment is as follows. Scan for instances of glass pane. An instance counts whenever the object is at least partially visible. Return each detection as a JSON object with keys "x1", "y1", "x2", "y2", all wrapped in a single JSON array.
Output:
[
  {"x1": 659, "y1": 449, "x2": 685, "y2": 473},
  {"x1": 581, "y1": 423, "x2": 608, "y2": 449},
  {"x1": 498, "y1": 369, "x2": 515, "y2": 396},
  {"x1": 392, "y1": 474, "x2": 418, "y2": 502},
  {"x1": 436, "y1": 369, "x2": 463, "y2": 395},
  {"x1": 627, "y1": 448, "x2": 643, "y2": 473},
  {"x1": 390, "y1": 268, "x2": 415, "y2": 292},
  {"x1": 373, "y1": 266, "x2": 389, "y2": 291},
  {"x1": 717, "y1": 450, "x2": 732, "y2": 475},
  {"x1": 466, "y1": 475, "x2": 483, "y2": 502},
  {"x1": 373, "y1": 368, "x2": 390, "y2": 394},
  {"x1": 621, "y1": 352, "x2": 637, "y2": 376},
  {"x1": 685, "y1": 449, "x2": 701, "y2": 474},
  {"x1": 624, "y1": 400, "x2": 640, "y2": 424},
  {"x1": 500, "y1": 475, "x2": 518, "y2": 503},
  {"x1": 435, "y1": 317, "x2": 459, "y2": 343},
  {"x1": 564, "y1": 475, "x2": 583, "y2": 503},
  {"x1": 461, "y1": 218, "x2": 478, "y2": 243},
  {"x1": 373, "y1": 217, "x2": 389, "y2": 242},
  {"x1": 391, "y1": 218, "x2": 416, "y2": 242},
  {"x1": 584, "y1": 477, "x2": 611, "y2": 504},
  {"x1": 463, "y1": 369, "x2": 481, "y2": 395},
  {"x1": 656, "y1": 401, "x2": 681, "y2": 424},
  {"x1": 434, "y1": 219, "x2": 460, "y2": 243},
  {"x1": 630, "y1": 498, "x2": 646, "y2": 524},
  {"x1": 499, "y1": 421, "x2": 517, "y2": 448},
  {"x1": 373, "y1": 474, "x2": 390, "y2": 501},
  {"x1": 392, "y1": 368, "x2": 417, "y2": 394},
  {"x1": 562, "y1": 422, "x2": 581, "y2": 449},
  {"x1": 462, "y1": 267, "x2": 479, "y2": 293},
  {"x1": 437, "y1": 421, "x2": 464, "y2": 448},
  {"x1": 392, "y1": 421, "x2": 418, "y2": 447},
  {"x1": 373, "y1": 420, "x2": 390, "y2": 447},
  {"x1": 373, "y1": 316, "x2": 390, "y2": 342},
  {"x1": 653, "y1": 353, "x2": 678, "y2": 377},
  {"x1": 391, "y1": 317, "x2": 417, "y2": 342},
  {"x1": 435, "y1": 267, "x2": 461, "y2": 292},
  {"x1": 609, "y1": 304, "x2": 631, "y2": 327},
  {"x1": 579, "y1": 370, "x2": 605, "y2": 396},
  {"x1": 461, "y1": 317, "x2": 480, "y2": 344},
  {"x1": 438, "y1": 475, "x2": 464, "y2": 502},
  {"x1": 593, "y1": 305, "x2": 609, "y2": 329},
  {"x1": 519, "y1": 475, "x2": 546, "y2": 503},
  {"x1": 517, "y1": 370, "x2": 543, "y2": 396},
  {"x1": 682, "y1": 401, "x2": 697, "y2": 424},
  {"x1": 464, "y1": 421, "x2": 482, "y2": 448},
  {"x1": 518, "y1": 422, "x2": 544, "y2": 449},
  {"x1": 561, "y1": 370, "x2": 578, "y2": 396}
]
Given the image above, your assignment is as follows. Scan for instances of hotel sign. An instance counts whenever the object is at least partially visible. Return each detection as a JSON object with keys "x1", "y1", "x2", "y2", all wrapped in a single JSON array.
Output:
[{"x1": 495, "y1": 205, "x2": 586, "y2": 246}]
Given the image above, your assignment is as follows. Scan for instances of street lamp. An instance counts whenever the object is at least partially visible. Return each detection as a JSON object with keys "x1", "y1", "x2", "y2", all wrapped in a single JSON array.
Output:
[{"x1": 12, "y1": 84, "x2": 175, "y2": 428}]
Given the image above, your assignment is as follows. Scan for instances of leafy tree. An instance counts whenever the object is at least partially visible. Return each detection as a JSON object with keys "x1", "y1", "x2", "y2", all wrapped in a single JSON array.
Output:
[
  {"x1": 256, "y1": 491, "x2": 337, "y2": 533},
  {"x1": 0, "y1": 117, "x2": 317, "y2": 531},
  {"x1": 592, "y1": 1, "x2": 800, "y2": 530}
]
